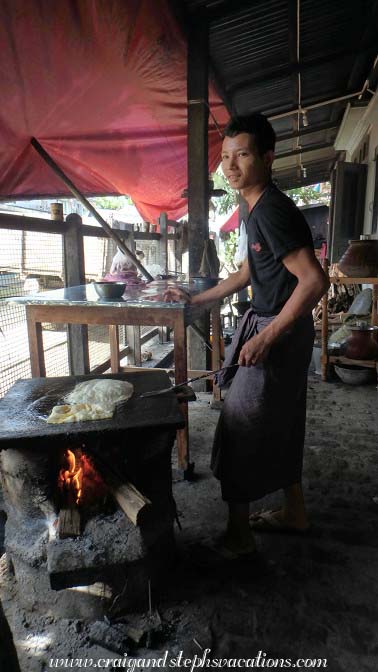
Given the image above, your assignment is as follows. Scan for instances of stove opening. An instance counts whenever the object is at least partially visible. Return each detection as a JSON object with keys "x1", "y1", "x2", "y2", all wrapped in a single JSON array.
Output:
[{"x1": 56, "y1": 445, "x2": 111, "y2": 538}]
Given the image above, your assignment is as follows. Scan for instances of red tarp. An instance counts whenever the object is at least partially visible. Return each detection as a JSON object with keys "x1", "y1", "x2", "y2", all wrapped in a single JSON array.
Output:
[
  {"x1": 220, "y1": 208, "x2": 239, "y2": 233},
  {"x1": 0, "y1": 0, "x2": 228, "y2": 222}
]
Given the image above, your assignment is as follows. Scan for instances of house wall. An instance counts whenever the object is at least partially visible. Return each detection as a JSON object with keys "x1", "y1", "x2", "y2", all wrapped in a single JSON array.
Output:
[{"x1": 342, "y1": 93, "x2": 378, "y2": 235}]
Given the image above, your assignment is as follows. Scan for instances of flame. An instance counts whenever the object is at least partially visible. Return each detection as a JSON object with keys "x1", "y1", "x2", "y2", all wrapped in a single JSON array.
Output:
[
  {"x1": 58, "y1": 447, "x2": 107, "y2": 508},
  {"x1": 58, "y1": 449, "x2": 83, "y2": 505}
]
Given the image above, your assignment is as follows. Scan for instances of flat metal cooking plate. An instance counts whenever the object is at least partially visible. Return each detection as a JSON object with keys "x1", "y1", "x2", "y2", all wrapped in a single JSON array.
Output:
[{"x1": 0, "y1": 372, "x2": 185, "y2": 450}]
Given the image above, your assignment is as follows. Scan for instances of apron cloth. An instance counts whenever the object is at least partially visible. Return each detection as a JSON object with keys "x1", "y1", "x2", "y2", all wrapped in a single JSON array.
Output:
[{"x1": 211, "y1": 309, "x2": 314, "y2": 502}]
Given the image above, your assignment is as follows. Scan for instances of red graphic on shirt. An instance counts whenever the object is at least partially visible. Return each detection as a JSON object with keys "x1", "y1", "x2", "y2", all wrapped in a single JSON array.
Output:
[{"x1": 250, "y1": 242, "x2": 262, "y2": 252}]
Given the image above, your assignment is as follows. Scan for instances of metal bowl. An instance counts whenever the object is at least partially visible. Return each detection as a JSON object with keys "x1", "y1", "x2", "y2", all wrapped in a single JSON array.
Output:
[
  {"x1": 189, "y1": 276, "x2": 220, "y2": 291},
  {"x1": 93, "y1": 281, "x2": 126, "y2": 299},
  {"x1": 334, "y1": 364, "x2": 376, "y2": 386}
]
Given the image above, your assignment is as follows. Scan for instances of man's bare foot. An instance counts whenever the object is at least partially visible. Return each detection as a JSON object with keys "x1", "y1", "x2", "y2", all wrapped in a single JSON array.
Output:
[{"x1": 249, "y1": 509, "x2": 310, "y2": 533}]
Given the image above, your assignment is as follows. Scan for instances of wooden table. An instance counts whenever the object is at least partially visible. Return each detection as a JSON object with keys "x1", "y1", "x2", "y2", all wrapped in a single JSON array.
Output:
[{"x1": 10, "y1": 283, "x2": 221, "y2": 476}]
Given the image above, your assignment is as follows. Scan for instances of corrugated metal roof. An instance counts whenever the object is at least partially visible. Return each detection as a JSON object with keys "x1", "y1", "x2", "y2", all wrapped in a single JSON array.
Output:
[{"x1": 179, "y1": 0, "x2": 378, "y2": 188}]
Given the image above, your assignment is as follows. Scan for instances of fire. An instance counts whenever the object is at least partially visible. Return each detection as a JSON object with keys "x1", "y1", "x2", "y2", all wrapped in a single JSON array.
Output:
[
  {"x1": 58, "y1": 447, "x2": 108, "y2": 508},
  {"x1": 58, "y1": 449, "x2": 83, "y2": 505}
]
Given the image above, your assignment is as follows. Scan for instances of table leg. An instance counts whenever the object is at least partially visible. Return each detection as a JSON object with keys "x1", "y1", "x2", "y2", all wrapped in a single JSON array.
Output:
[
  {"x1": 321, "y1": 259, "x2": 329, "y2": 381},
  {"x1": 109, "y1": 325, "x2": 120, "y2": 373},
  {"x1": 173, "y1": 315, "x2": 190, "y2": 475},
  {"x1": 26, "y1": 309, "x2": 46, "y2": 377},
  {"x1": 126, "y1": 326, "x2": 142, "y2": 366},
  {"x1": 211, "y1": 303, "x2": 222, "y2": 403}
]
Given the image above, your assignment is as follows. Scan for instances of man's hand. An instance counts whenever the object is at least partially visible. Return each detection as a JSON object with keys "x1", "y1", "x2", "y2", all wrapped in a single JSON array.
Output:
[
  {"x1": 238, "y1": 330, "x2": 273, "y2": 366},
  {"x1": 163, "y1": 286, "x2": 192, "y2": 303}
]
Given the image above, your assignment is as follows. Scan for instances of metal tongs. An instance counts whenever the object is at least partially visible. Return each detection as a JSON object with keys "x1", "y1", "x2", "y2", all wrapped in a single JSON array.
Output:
[{"x1": 139, "y1": 364, "x2": 238, "y2": 398}]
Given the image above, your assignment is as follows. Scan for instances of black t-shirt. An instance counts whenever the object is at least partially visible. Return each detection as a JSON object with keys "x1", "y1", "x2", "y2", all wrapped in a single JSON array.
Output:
[{"x1": 247, "y1": 182, "x2": 314, "y2": 316}]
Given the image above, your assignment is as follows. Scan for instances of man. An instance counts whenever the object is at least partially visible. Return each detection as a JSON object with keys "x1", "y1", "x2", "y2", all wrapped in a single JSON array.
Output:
[{"x1": 165, "y1": 114, "x2": 329, "y2": 557}]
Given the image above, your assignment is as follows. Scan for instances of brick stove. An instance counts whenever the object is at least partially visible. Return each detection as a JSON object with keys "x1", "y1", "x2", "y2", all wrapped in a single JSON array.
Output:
[{"x1": 0, "y1": 372, "x2": 184, "y2": 621}]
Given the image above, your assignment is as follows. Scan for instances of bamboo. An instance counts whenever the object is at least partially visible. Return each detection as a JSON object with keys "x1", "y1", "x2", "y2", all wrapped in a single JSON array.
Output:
[{"x1": 30, "y1": 137, "x2": 154, "y2": 282}]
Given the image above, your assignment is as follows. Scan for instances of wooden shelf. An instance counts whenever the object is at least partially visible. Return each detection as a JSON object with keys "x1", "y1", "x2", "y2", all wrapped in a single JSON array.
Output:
[
  {"x1": 321, "y1": 261, "x2": 378, "y2": 381},
  {"x1": 329, "y1": 356, "x2": 377, "y2": 369},
  {"x1": 329, "y1": 276, "x2": 378, "y2": 285}
]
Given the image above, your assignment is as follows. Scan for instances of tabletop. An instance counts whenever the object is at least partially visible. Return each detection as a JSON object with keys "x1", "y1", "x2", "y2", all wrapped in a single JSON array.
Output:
[{"x1": 6, "y1": 280, "x2": 189, "y2": 310}]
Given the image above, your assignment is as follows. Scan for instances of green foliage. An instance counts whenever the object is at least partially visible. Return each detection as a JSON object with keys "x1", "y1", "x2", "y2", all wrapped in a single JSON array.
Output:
[
  {"x1": 211, "y1": 171, "x2": 237, "y2": 215},
  {"x1": 91, "y1": 196, "x2": 132, "y2": 210},
  {"x1": 285, "y1": 184, "x2": 330, "y2": 206},
  {"x1": 222, "y1": 230, "x2": 239, "y2": 271}
]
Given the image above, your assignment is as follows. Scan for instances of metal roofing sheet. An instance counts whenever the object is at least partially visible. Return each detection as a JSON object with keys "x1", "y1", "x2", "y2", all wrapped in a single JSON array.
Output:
[{"x1": 180, "y1": 0, "x2": 377, "y2": 188}]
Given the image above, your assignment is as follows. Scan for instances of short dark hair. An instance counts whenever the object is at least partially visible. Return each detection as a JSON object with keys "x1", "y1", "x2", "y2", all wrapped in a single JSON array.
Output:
[{"x1": 223, "y1": 113, "x2": 276, "y2": 156}]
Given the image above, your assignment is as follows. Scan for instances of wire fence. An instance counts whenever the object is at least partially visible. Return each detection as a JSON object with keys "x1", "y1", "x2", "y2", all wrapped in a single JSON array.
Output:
[
  {"x1": 1, "y1": 228, "x2": 115, "y2": 397},
  {"x1": 0, "y1": 222, "x2": 173, "y2": 398}
]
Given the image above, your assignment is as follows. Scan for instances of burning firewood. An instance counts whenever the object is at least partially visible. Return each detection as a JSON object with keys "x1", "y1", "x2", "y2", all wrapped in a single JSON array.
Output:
[
  {"x1": 86, "y1": 445, "x2": 152, "y2": 526},
  {"x1": 58, "y1": 507, "x2": 81, "y2": 539},
  {"x1": 104, "y1": 474, "x2": 151, "y2": 526}
]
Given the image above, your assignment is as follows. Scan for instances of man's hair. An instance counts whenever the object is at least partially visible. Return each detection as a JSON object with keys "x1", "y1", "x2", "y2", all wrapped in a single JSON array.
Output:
[{"x1": 223, "y1": 113, "x2": 276, "y2": 156}]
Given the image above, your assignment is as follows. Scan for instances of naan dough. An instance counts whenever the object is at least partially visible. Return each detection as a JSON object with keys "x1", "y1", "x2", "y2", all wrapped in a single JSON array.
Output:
[{"x1": 46, "y1": 379, "x2": 134, "y2": 424}]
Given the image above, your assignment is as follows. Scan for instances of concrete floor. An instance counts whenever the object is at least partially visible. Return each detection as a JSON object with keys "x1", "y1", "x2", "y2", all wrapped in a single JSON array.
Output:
[{"x1": 0, "y1": 372, "x2": 377, "y2": 671}]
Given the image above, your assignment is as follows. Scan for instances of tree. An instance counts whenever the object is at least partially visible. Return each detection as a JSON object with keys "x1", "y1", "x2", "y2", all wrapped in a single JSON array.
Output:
[
  {"x1": 285, "y1": 183, "x2": 330, "y2": 206},
  {"x1": 211, "y1": 170, "x2": 238, "y2": 215}
]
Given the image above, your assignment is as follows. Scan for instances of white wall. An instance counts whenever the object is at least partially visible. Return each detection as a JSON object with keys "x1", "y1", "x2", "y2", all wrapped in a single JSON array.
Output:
[{"x1": 337, "y1": 94, "x2": 378, "y2": 235}]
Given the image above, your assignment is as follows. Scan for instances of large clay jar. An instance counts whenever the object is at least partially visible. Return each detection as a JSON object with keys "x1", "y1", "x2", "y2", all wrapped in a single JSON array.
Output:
[
  {"x1": 345, "y1": 325, "x2": 378, "y2": 360},
  {"x1": 338, "y1": 239, "x2": 378, "y2": 277}
]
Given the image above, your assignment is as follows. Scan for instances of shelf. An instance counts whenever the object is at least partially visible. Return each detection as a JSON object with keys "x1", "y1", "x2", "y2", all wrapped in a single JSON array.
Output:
[
  {"x1": 329, "y1": 276, "x2": 378, "y2": 285},
  {"x1": 329, "y1": 356, "x2": 377, "y2": 369}
]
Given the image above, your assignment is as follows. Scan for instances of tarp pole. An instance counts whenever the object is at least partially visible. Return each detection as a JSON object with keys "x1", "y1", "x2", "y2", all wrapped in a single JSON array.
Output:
[{"x1": 30, "y1": 137, "x2": 154, "y2": 283}]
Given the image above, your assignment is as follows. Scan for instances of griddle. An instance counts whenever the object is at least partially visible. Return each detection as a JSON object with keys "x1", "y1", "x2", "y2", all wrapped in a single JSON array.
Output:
[{"x1": 0, "y1": 372, "x2": 185, "y2": 450}]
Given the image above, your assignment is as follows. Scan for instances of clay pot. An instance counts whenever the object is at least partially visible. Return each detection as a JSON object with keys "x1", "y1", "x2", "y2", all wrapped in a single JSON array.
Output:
[
  {"x1": 338, "y1": 239, "x2": 378, "y2": 277},
  {"x1": 345, "y1": 324, "x2": 378, "y2": 360}
]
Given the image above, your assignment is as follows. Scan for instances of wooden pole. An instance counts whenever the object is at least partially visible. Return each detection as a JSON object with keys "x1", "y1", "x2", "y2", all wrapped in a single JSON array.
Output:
[
  {"x1": 187, "y1": 21, "x2": 211, "y2": 382},
  {"x1": 30, "y1": 137, "x2": 154, "y2": 283},
  {"x1": 64, "y1": 213, "x2": 90, "y2": 375},
  {"x1": 321, "y1": 258, "x2": 329, "y2": 381}
]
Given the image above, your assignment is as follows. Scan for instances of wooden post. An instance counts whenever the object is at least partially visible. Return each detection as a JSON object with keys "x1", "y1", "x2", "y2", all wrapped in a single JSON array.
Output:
[
  {"x1": 173, "y1": 314, "x2": 190, "y2": 475},
  {"x1": 109, "y1": 325, "x2": 120, "y2": 373},
  {"x1": 321, "y1": 258, "x2": 329, "y2": 381},
  {"x1": 63, "y1": 213, "x2": 90, "y2": 375},
  {"x1": 187, "y1": 21, "x2": 211, "y2": 380},
  {"x1": 211, "y1": 302, "x2": 222, "y2": 403},
  {"x1": 126, "y1": 326, "x2": 142, "y2": 366},
  {"x1": 26, "y1": 308, "x2": 46, "y2": 377},
  {"x1": 158, "y1": 212, "x2": 168, "y2": 275}
]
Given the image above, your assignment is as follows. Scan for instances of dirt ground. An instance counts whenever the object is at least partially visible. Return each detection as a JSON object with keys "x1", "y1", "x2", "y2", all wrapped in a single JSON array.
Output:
[{"x1": 1, "y1": 370, "x2": 378, "y2": 671}]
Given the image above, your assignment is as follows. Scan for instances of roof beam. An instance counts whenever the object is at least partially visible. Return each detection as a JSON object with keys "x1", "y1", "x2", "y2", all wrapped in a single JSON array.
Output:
[
  {"x1": 275, "y1": 142, "x2": 334, "y2": 160},
  {"x1": 276, "y1": 122, "x2": 339, "y2": 143},
  {"x1": 276, "y1": 173, "x2": 331, "y2": 189}
]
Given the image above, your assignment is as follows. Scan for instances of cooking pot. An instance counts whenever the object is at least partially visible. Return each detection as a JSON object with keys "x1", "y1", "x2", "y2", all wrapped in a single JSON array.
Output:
[
  {"x1": 345, "y1": 323, "x2": 378, "y2": 360},
  {"x1": 338, "y1": 239, "x2": 378, "y2": 277}
]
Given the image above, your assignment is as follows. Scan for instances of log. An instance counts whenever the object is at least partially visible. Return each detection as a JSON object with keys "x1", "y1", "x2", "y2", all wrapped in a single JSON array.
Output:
[
  {"x1": 86, "y1": 445, "x2": 152, "y2": 525},
  {"x1": 58, "y1": 507, "x2": 81, "y2": 539},
  {"x1": 101, "y1": 470, "x2": 151, "y2": 526}
]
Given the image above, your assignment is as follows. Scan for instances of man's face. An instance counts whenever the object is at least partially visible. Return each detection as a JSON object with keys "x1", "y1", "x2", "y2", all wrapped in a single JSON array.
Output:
[{"x1": 221, "y1": 133, "x2": 273, "y2": 191}]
